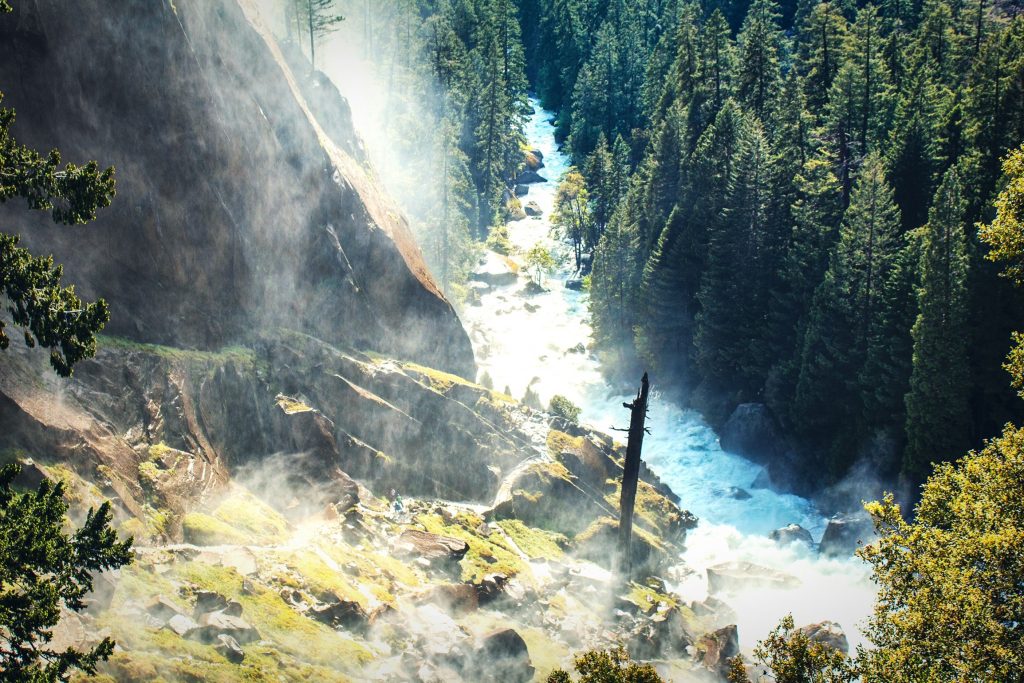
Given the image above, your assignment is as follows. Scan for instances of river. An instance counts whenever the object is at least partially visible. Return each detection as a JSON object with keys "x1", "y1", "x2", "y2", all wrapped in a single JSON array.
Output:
[{"x1": 461, "y1": 99, "x2": 877, "y2": 656}]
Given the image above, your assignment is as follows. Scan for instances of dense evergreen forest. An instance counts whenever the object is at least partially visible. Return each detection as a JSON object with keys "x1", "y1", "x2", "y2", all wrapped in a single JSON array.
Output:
[
  {"x1": 320, "y1": 0, "x2": 1024, "y2": 494},
  {"x1": 515, "y1": 0, "x2": 1024, "y2": 493}
]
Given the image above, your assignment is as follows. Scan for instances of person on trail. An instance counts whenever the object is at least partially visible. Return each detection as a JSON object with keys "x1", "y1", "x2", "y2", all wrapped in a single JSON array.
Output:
[{"x1": 393, "y1": 493, "x2": 404, "y2": 513}]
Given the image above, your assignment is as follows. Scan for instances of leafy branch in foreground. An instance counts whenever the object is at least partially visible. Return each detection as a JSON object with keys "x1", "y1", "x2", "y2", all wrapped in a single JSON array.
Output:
[
  {"x1": 0, "y1": 463, "x2": 133, "y2": 681},
  {"x1": 0, "y1": 83, "x2": 115, "y2": 376}
]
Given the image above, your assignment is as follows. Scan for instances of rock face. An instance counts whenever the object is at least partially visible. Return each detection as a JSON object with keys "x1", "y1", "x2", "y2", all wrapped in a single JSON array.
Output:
[
  {"x1": 820, "y1": 513, "x2": 877, "y2": 558},
  {"x1": 0, "y1": 0, "x2": 472, "y2": 378}
]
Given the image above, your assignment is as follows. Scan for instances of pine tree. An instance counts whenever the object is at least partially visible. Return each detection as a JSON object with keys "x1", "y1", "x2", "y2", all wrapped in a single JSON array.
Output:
[
  {"x1": 797, "y1": 1, "x2": 848, "y2": 115},
  {"x1": 736, "y1": 0, "x2": 784, "y2": 122},
  {"x1": 903, "y1": 166, "x2": 972, "y2": 482},
  {"x1": 794, "y1": 152, "x2": 902, "y2": 471},
  {"x1": 695, "y1": 118, "x2": 775, "y2": 392}
]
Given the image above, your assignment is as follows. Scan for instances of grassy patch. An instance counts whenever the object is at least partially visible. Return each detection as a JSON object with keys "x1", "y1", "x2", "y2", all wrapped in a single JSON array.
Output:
[
  {"x1": 546, "y1": 430, "x2": 585, "y2": 458},
  {"x1": 211, "y1": 490, "x2": 290, "y2": 543},
  {"x1": 275, "y1": 394, "x2": 313, "y2": 414},
  {"x1": 496, "y1": 520, "x2": 567, "y2": 561},
  {"x1": 603, "y1": 479, "x2": 683, "y2": 538},
  {"x1": 415, "y1": 513, "x2": 528, "y2": 583},
  {"x1": 98, "y1": 335, "x2": 256, "y2": 367},
  {"x1": 623, "y1": 581, "x2": 679, "y2": 614},
  {"x1": 182, "y1": 512, "x2": 251, "y2": 546},
  {"x1": 174, "y1": 562, "x2": 374, "y2": 669}
]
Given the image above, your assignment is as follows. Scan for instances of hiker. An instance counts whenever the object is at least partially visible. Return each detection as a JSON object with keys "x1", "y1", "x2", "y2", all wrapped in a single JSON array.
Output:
[{"x1": 393, "y1": 492, "x2": 404, "y2": 514}]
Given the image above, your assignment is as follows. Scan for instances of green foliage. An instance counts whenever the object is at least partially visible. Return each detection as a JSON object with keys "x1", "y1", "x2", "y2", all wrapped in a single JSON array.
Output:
[
  {"x1": 858, "y1": 425, "x2": 1024, "y2": 680},
  {"x1": 545, "y1": 647, "x2": 663, "y2": 682},
  {"x1": 903, "y1": 167, "x2": 971, "y2": 481},
  {"x1": 548, "y1": 394, "x2": 581, "y2": 423},
  {"x1": 979, "y1": 144, "x2": 1024, "y2": 285},
  {"x1": 526, "y1": 243, "x2": 556, "y2": 284},
  {"x1": 0, "y1": 89, "x2": 115, "y2": 376},
  {"x1": 552, "y1": 167, "x2": 593, "y2": 270},
  {"x1": 0, "y1": 463, "x2": 133, "y2": 681},
  {"x1": 734, "y1": 615, "x2": 856, "y2": 682}
]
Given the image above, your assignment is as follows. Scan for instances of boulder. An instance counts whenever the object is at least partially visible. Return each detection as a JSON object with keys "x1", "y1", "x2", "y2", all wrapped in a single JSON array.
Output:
[
  {"x1": 565, "y1": 278, "x2": 584, "y2": 291},
  {"x1": 515, "y1": 184, "x2": 529, "y2": 197},
  {"x1": 165, "y1": 614, "x2": 200, "y2": 637},
  {"x1": 310, "y1": 598, "x2": 368, "y2": 631},
  {"x1": 690, "y1": 595, "x2": 737, "y2": 626},
  {"x1": 696, "y1": 624, "x2": 739, "y2": 675},
  {"x1": 193, "y1": 590, "x2": 229, "y2": 617},
  {"x1": 524, "y1": 201, "x2": 543, "y2": 217},
  {"x1": 473, "y1": 629, "x2": 534, "y2": 683},
  {"x1": 84, "y1": 572, "x2": 118, "y2": 613},
  {"x1": 474, "y1": 573, "x2": 509, "y2": 605},
  {"x1": 720, "y1": 403, "x2": 787, "y2": 464},
  {"x1": 725, "y1": 486, "x2": 752, "y2": 500},
  {"x1": 417, "y1": 583, "x2": 480, "y2": 615},
  {"x1": 146, "y1": 596, "x2": 186, "y2": 621},
  {"x1": 215, "y1": 634, "x2": 245, "y2": 663},
  {"x1": 190, "y1": 610, "x2": 260, "y2": 645},
  {"x1": 799, "y1": 621, "x2": 849, "y2": 654},
  {"x1": 819, "y1": 513, "x2": 876, "y2": 558},
  {"x1": 567, "y1": 342, "x2": 586, "y2": 354},
  {"x1": 470, "y1": 251, "x2": 519, "y2": 287},
  {"x1": 517, "y1": 169, "x2": 547, "y2": 184},
  {"x1": 397, "y1": 529, "x2": 469, "y2": 567},
  {"x1": 707, "y1": 561, "x2": 800, "y2": 593},
  {"x1": 769, "y1": 524, "x2": 815, "y2": 549}
]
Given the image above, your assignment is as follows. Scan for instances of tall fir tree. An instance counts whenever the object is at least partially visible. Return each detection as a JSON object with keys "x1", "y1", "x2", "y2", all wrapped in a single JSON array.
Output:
[{"x1": 904, "y1": 166, "x2": 972, "y2": 482}]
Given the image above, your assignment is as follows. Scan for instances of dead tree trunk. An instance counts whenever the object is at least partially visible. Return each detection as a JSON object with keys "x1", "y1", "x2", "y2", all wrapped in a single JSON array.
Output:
[{"x1": 618, "y1": 372, "x2": 650, "y2": 580}]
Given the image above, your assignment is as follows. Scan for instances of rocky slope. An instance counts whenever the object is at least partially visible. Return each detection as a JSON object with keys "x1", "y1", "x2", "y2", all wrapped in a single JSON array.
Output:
[{"x1": 0, "y1": 0, "x2": 473, "y2": 377}]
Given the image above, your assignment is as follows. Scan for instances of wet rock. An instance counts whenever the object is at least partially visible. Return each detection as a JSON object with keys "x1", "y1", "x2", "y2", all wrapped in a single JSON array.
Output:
[
  {"x1": 474, "y1": 573, "x2": 509, "y2": 605},
  {"x1": 417, "y1": 583, "x2": 479, "y2": 615},
  {"x1": 706, "y1": 561, "x2": 800, "y2": 593},
  {"x1": 770, "y1": 524, "x2": 815, "y2": 549},
  {"x1": 515, "y1": 184, "x2": 529, "y2": 196},
  {"x1": 470, "y1": 251, "x2": 519, "y2": 287},
  {"x1": 84, "y1": 572, "x2": 118, "y2": 613},
  {"x1": 820, "y1": 513, "x2": 876, "y2": 558},
  {"x1": 799, "y1": 621, "x2": 849, "y2": 654},
  {"x1": 146, "y1": 596, "x2": 186, "y2": 621},
  {"x1": 696, "y1": 624, "x2": 739, "y2": 676},
  {"x1": 472, "y1": 628, "x2": 534, "y2": 683},
  {"x1": 193, "y1": 590, "x2": 229, "y2": 617},
  {"x1": 517, "y1": 169, "x2": 547, "y2": 184},
  {"x1": 524, "y1": 201, "x2": 543, "y2": 217},
  {"x1": 565, "y1": 278, "x2": 584, "y2": 291},
  {"x1": 191, "y1": 610, "x2": 260, "y2": 645},
  {"x1": 397, "y1": 529, "x2": 469, "y2": 567},
  {"x1": 629, "y1": 606, "x2": 695, "y2": 659},
  {"x1": 310, "y1": 598, "x2": 368, "y2": 631},
  {"x1": 726, "y1": 486, "x2": 752, "y2": 500},
  {"x1": 720, "y1": 403, "x2": 787, "y2": 463},
  {"x1": 215, "y1": 634, "x2": 245, "y2": 663},
  {"x1": 165, "y1": 614, "x2": 200, "y2": 637}
]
